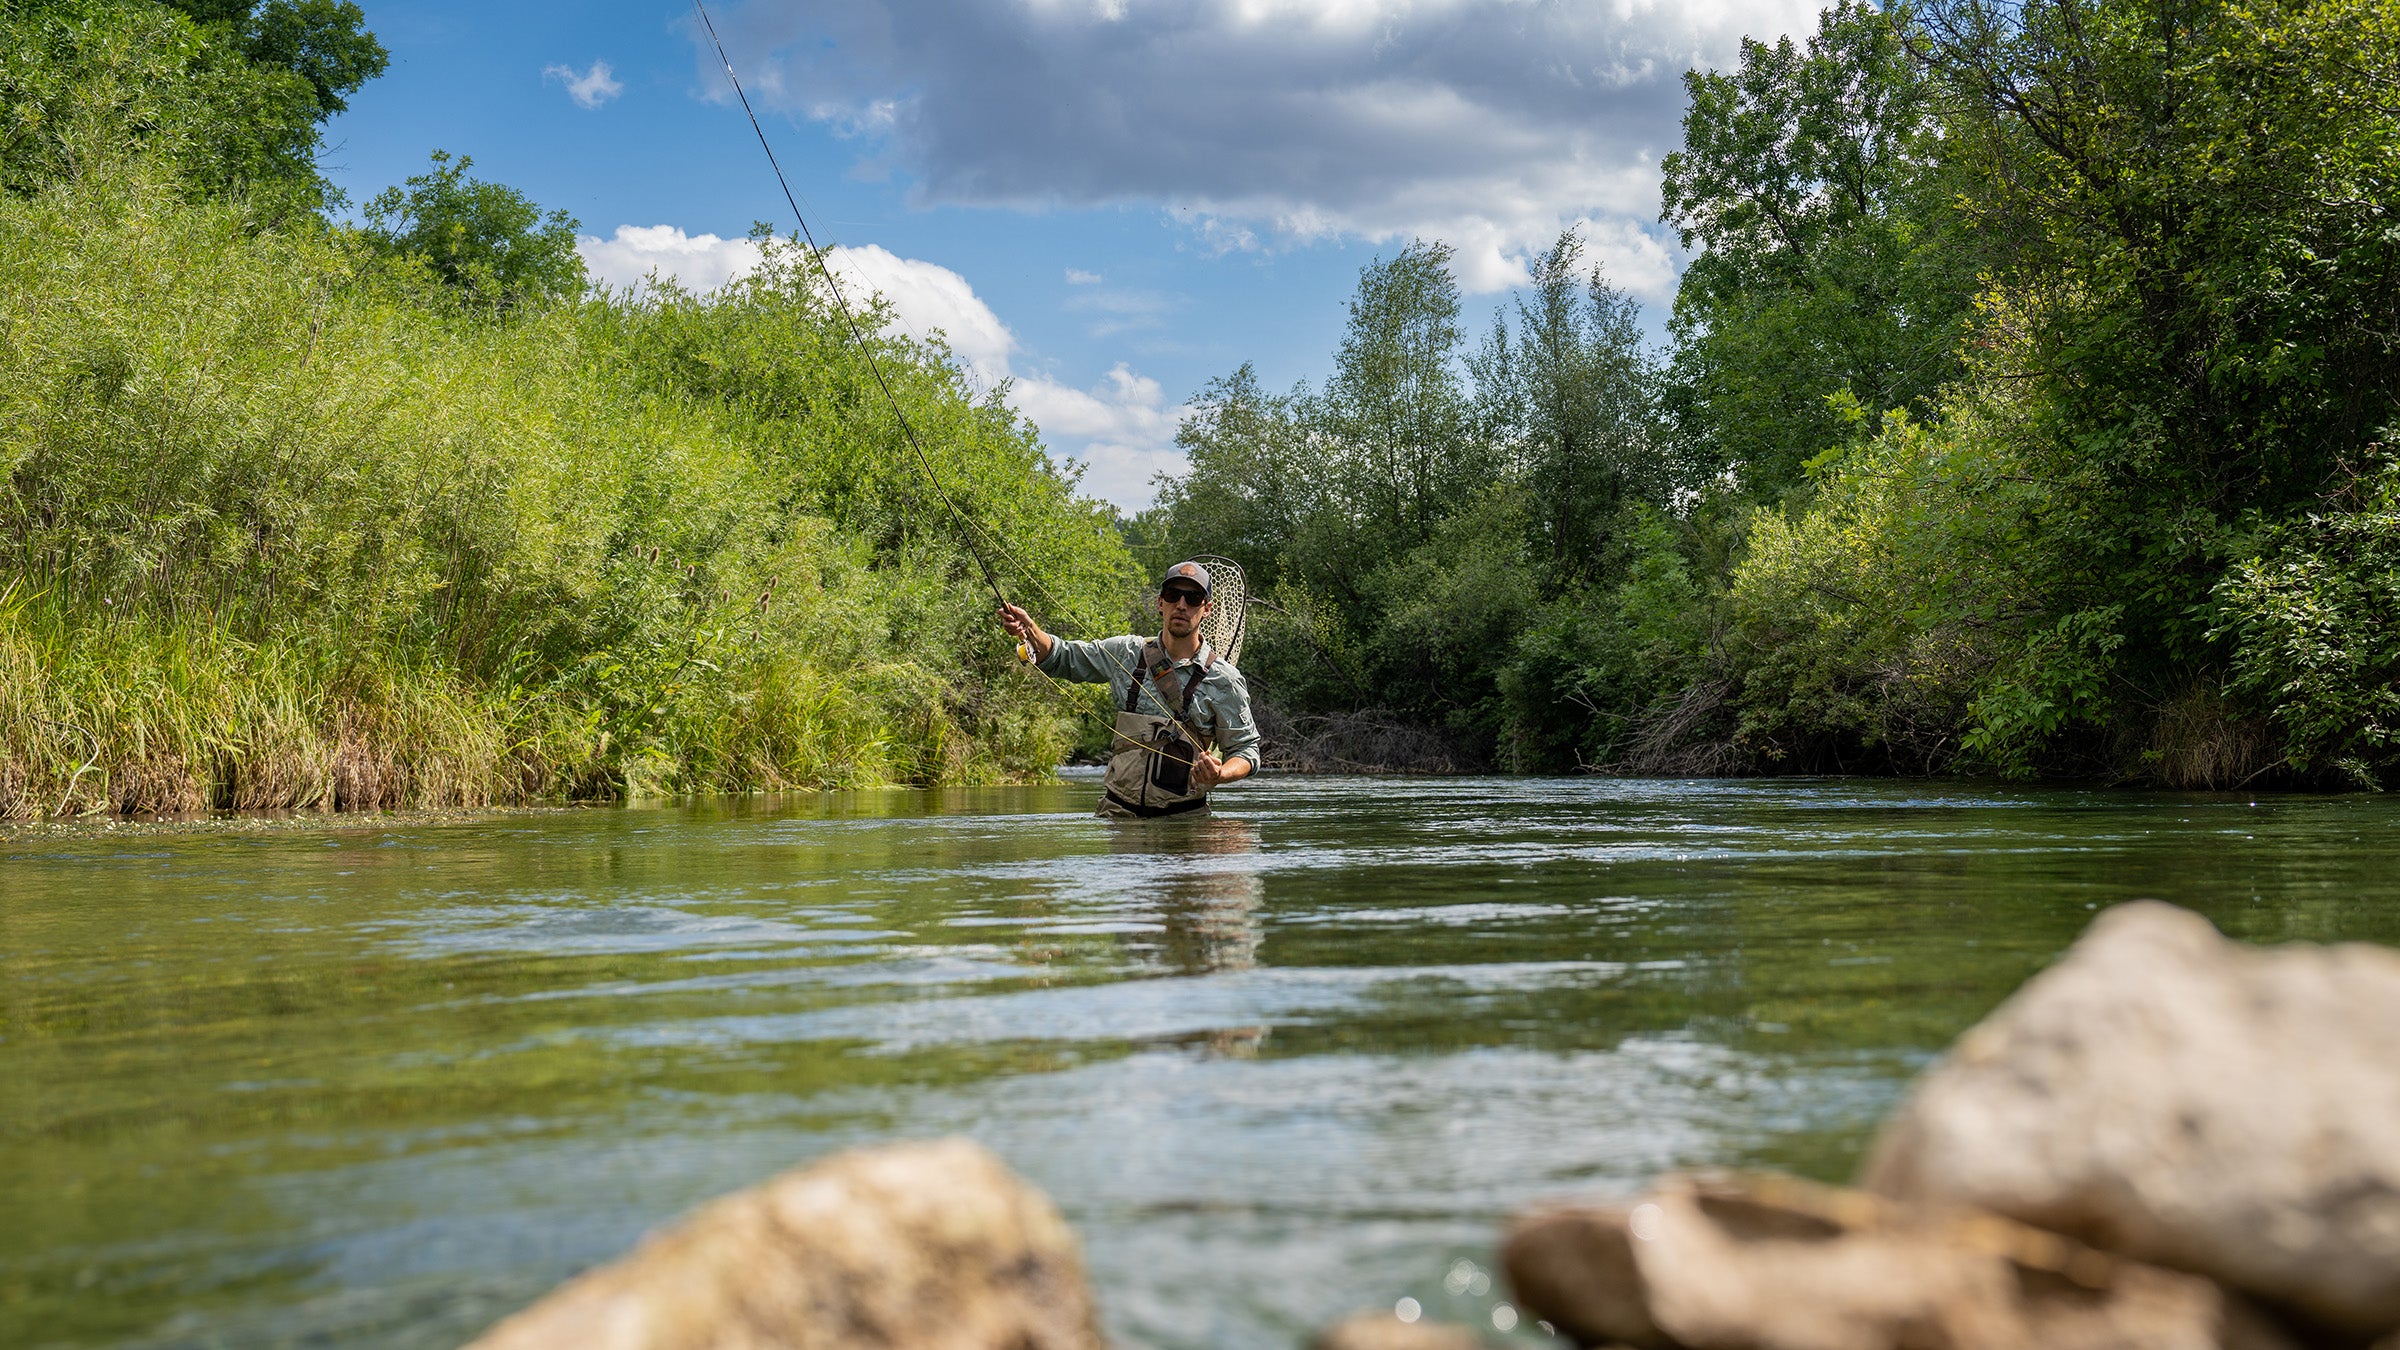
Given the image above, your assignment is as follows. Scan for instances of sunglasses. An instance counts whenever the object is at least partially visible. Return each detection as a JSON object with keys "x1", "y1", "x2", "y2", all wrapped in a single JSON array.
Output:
[{"x1": 1159, "y1": 587, "x2": 1207, "y2": 608}]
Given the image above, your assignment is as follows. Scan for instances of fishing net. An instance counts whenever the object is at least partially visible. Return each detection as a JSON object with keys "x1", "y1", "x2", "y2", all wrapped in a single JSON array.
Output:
[{"x1": 1193, "y1": 555, "x2": 1248, "y2": 665}]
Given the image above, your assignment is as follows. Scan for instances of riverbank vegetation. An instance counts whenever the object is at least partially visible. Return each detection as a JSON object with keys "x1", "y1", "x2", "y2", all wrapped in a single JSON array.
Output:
[
  {"x1": 0, "y1": 0, "x2": 1132, "y2": 817},
  {"x1": 1138, "y1": 0, "x2": 2400, "y2": 787}
]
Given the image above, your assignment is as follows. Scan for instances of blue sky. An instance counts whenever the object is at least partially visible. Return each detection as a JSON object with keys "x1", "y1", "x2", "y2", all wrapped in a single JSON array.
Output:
[{"x1": 321, "y1": 0, "x2": 1824, "y2": 509}]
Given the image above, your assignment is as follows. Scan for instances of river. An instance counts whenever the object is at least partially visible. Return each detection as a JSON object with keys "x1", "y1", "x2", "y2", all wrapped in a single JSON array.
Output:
[{"x1": 6, "y1": 774, "x2": 2397, "y2": 1348}]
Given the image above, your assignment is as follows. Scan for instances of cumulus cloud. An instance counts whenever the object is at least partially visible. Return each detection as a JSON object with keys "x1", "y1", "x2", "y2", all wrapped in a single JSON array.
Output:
[
  {"x1": 823, "y1": 243, "x2": 1017, "y2": 382},
  {"x1": 697, "y1": 0, "x2": 1824, "y2": 296},
  {"x1": 545, "y1": 59, "x2": 623, "y2": 110},
  {"x1": 1008, "y1": 365, "x2": 1189, "y2": 507},
  {"x1": 577, "y1": 225, "x2": 1184, "y2": 508},
  {"x1": 580, "y1": 224, "x2": 762, "y2": 293}
]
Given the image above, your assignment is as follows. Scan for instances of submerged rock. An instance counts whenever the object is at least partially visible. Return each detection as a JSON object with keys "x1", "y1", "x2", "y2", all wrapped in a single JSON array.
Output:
[
  {"x1": 1502, "y1": 1171, "x2": 2289, "y2": 1350},
  {"x1": 462, "y1": 1137, "x2": 1102, "y2": 1350},
  {"x1": 1309, "y1": 1312, "x2": 1489, "y2": 1349},
  {"x1": 1860, "y1": 901, "x2": 2400, "y2": 1336}
]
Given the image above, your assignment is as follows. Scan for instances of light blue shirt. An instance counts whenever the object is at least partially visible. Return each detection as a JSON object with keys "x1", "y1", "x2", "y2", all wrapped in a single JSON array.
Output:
[{"x1": 1038, "y1": 634, "x2": 1262, "y2": 767}]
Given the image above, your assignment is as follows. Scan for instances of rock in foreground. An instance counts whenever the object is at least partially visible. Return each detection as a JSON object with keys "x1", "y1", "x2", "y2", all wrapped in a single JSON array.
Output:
[
  {"x1": 1502, "y1": 1171, "x2": 2290, "y2": 1350},
  {"x1": 1861, "y1": 901, "x2": 2400, "y2": 1335},
  {"x1": 463, "y1": 1138, "x2": 1103, "y2": 1350}
]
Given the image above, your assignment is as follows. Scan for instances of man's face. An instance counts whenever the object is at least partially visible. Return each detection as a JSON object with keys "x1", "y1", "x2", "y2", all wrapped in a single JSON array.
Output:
[{"x1": 1159, "y1": 584, "x2": 1210, "y2": 636}]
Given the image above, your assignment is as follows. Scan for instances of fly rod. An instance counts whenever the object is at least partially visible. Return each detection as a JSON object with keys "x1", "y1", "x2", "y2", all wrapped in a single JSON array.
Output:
[
  {"x1": 688, "y1": 0, "x2": 1011, "y2": 608},
  {"x1": 688, "y1": 0, "x2": 1209, "y2": 763}
]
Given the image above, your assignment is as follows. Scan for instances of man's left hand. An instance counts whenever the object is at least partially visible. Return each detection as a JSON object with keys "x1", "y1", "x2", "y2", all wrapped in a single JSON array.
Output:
[{"x1": 1192, "y1": 750, "x2": 1251, "y2": 789}]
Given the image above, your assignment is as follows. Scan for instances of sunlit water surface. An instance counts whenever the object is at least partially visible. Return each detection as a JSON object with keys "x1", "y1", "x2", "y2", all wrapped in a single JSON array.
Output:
[{"x1": 7, "y1": 774, "x2": 2399, "y2": 1348}]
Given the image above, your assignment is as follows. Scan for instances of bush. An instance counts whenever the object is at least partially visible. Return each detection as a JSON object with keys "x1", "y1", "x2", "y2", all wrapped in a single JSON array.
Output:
[
  {"x1": 0, "y1": 0, "x2": 380, "y2": 215},
  {"x1": 0, "y1": 166, "x2": 1133, "y2": 815},
  {"x1": 2213, "y1": 451, "x2": 2400, "y2": 787},
  {"x1": 1716, "y1": 396, "x2": 2058, "y2": 773}
]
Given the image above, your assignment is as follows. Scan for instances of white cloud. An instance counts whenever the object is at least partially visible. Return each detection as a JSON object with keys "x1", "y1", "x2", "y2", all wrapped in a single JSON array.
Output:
[
  {"x1": 576, "y1": 225, "x2": 1184, "y2": 509},
  {"x1": 1065, "y1": 268, "x2": 1104, "y2": 285},
  {"x1": 1008, "y1": 365, "x2": 1190, "y2": 508},
  {"x1": 579, "y1": 225, "x2": 763, "y2": 294},
  {"x1": 821, "y1": 243, "x2": 1018, "y2": 384},
  {"x1": 698, "y1": 0, "x2": 1825, "y2": 298},
  {"x1": 544, "y1": 59, "x2": 623, "y2": 111}
]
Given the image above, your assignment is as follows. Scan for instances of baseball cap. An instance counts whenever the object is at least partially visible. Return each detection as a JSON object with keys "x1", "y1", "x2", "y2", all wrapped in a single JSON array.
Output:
[{"x1": 1159, "y1": 560, "x2": 1213, "y2": 599}]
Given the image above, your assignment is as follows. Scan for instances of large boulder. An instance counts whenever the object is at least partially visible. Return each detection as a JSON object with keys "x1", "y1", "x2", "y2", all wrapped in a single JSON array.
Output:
[
  {"x1": 1501, "y1": 1171, "x2": 2289, "y2": 1350},
  {"x1": 1860, "y1": 901, "x2": 2400, "y2": 1336},
  {"x1": 463, "y1": 1138, "x2": 1103, "y2": 1350}
]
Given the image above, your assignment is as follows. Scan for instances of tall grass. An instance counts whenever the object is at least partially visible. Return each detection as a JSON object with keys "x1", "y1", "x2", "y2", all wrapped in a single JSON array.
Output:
[{"x1": 0, "y1": 167, "x2": 1135, "y2": 817}]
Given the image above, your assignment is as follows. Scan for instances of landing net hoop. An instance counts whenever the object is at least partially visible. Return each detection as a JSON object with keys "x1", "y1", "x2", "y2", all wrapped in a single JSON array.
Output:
[{"x1": 1192, "y1": 555, "x2": 1248, "y2": 666}]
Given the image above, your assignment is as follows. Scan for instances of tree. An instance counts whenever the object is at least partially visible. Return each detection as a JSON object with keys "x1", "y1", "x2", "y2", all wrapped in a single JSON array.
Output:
[
  {"x1": 1913, "y1": 0, "x2": 2400, "y2": 673},
  {"x1": 1920, "y1": 0, "x2": 2400, "y2": 518},
  {"x1": 0, "y1": 0, "x2": 384, "y2": 210},
  {"x1": 1660, "y1": 0, "x2": 1977, "y2": 495},
  {"x1": 1471, "y1": 229, "x2": 1673, "y2": 591},
  {"x1": 1320, "y1": 241, "x2": 1481, "y2": 550},
  {"x1": 0, "y1": 1, "x2": 344, "y2": 211},
  {"x1": 361, "y1": 150, "x2": 587, "y2": 308},
  {"x1": 205, "y1": 0, "x2": 388, "y2": 119},
  {"x1": 1146, "y1": 364, "x2": 1326, "y2": 592}
]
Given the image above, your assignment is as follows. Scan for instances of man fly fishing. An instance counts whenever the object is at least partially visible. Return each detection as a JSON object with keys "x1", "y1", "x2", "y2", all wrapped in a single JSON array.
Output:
[{"x1": 999, "y1": 561, "x2": 1259, "y2": 819}]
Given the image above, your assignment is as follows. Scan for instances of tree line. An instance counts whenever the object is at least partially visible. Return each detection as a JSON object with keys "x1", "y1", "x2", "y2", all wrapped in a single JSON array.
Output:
[{"x1": 1136, "y1": 0, "x2": 2400, "y2": 786}]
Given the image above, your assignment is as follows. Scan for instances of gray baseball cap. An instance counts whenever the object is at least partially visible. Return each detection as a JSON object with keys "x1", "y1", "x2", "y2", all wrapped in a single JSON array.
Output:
[{"x1": 1159, "y1": 560, "x2": 1212, "y2": 598}]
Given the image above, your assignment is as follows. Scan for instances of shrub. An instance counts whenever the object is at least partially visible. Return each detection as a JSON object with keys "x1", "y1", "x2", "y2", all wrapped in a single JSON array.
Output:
[
  {"x1": 0, "y1": 166, "x2": 1132, "y2": 815},
  {"x1": 2213, "y1": 450, "x2": 2400, "y2": 787}
]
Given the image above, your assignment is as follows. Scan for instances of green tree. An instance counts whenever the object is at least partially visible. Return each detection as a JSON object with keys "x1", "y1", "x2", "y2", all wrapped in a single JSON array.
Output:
[
  {"x1": 1471, "y1": 229, "x2": 1674, "y2": 591},
  {"x1": 1918, "y1": 0, "x2": 2400, "y2": 662},
  {"x1": 361, "y1": 150, "x2": 587, "y2": 308},
  {"x1": 1153, "y1": 241, "x2": 1492, "y2": 642},
  {"x1": 152, "y1": 0, "x2": 386, "y2": 118},
  {"x1": 1144, "y1": 364, "x2": 1328, "y2": 592},
  {"x1": 0, "y1": 0, "x2": 383, "y2": 210},
  {"x1": 1320, "y1": 240, "x2": 1482, "y2": 551},
  {"x1": 1661, "y1": 0, "x2": 1976, "y2": 494}
]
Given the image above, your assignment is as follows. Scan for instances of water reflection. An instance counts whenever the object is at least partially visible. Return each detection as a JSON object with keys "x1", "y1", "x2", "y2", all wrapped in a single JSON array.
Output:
[
  {"x1": 1118, "y1": 816, "x2": 1265, "y2": 976},
  {"x1": 1111, "y1": 817, "x2": 1269, "y2": 1059}
]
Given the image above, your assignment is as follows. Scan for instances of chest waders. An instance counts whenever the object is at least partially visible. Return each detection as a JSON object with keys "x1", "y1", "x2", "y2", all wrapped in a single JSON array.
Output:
[{"x1": 1101, "y1": 639, "x2": 1217, "y2": 818}]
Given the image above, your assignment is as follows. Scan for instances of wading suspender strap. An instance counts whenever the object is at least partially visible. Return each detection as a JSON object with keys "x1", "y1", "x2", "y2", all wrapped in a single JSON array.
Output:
[{"x1": 1125, "y1": 641, "x2": 1214, "y2": 740}]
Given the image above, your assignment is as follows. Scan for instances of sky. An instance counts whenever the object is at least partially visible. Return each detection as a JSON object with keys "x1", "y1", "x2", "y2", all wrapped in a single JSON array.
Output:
[{"x1": 321, "y1": 0, "x2": 1828, "y2": 511}]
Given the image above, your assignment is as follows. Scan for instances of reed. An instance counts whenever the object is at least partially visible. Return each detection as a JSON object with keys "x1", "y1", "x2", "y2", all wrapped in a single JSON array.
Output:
[{"x1": 0, "y1": 165, "x2": 1132, "y2": 818}]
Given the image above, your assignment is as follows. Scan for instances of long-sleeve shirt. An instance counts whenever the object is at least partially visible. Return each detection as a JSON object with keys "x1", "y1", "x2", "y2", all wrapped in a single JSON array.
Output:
[{"x1": 1037, "y1": 633, "x2": 1262, "y2": 767}]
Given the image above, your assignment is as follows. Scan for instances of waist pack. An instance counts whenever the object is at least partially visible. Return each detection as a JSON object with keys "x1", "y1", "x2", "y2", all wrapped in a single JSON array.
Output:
[{"x1": 1148, "y1": 721, "x2": 1197, "y2": 796}]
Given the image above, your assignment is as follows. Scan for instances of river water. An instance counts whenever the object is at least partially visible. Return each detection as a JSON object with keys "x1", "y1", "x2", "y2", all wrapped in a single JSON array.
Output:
[{"x1": 6, "y1": 774, "x2": 2398, "y2": 1348}]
